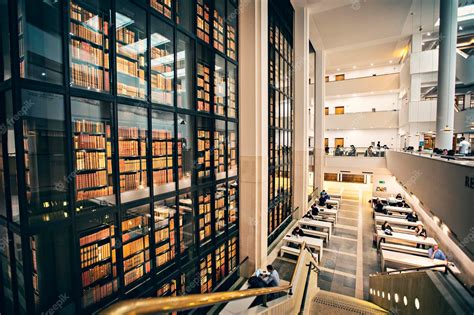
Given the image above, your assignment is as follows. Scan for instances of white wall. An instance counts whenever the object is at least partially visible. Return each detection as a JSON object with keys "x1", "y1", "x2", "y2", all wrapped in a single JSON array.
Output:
[
  {"x1": 326, "y1": 65, "x2": 400, "y2": 81},
  {"x1": 325, "y1": 92, "x2": 399, "y2": 114},
  {"x1": 325, "y1": 129, "x2": 399, "y2": 148}
]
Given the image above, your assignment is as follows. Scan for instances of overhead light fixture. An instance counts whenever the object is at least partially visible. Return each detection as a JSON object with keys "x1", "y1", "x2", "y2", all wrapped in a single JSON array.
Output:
[
  {"x1": 337, "y1": 68, "x2": 340, "y2": 71},
  {"x1": 352, "y1": 65, "x2": 357, "y2": 69},
  {"x1": 370, "y1": 63, "x2": 374, "y2": 66},
  {"x1": 427, "y1": 32, "x2": 431, "y2": 36},
  {"x1": 459, "y1": 26, "x2": 463, "y2": 31},
  {"x1": 389, "y1": 60, "x2": 393, "y2": 64}
]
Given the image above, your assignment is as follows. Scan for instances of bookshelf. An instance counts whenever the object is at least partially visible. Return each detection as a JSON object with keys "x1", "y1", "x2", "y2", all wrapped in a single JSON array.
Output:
[
  {"x1": 79, "y1": 225, "x2": 118, "y2": 308},
  {"x1": 214, "y1": 129, "x2": 225, "y2": 175},
  {"x1": 70, "y1": 2, "x2": 110, "y2": 92},
  {"x1": 197, "y1": 62, "x2": 211, "y2": 112},
  {"x1": 228, "y1": 236, "x2": 238, "y2": 272},
  {"x1": 178, "y1": 194, "x2": 194, "y2": 254},
  {"x1": 228, "y1": 128, "x2": 237, "y2": 171},
  {"x1": 215, "y1": 243, "x2": 226, "y2": 282},
  {"x1": 152, "y1": 129, "x2": 174, "y2": 188},
  {"x1": 214, "y1": 56, "x2": 226, "y2": 116},
  {"x1": 196, "y1": 0, "x2": 210, "y2": 44},
  {"x1": 197, "y1": 129, "x2": 211, "y2": 179},
  {"x1": 228, "y1": 180, "x2": 237, "y2": 225},
  {"x1": 226, "y1": 11, "x2": 237, "y2": 61},
  {"x1": 215, "y1": 184, "x2": 226, "y2": 234},
  {"x1": 121, "y1": 206, "x2": 151, "y2": 287},
  {"x1": 197, "y1": 191, "x2": 211, "y2": 243},
  {"x1": 154, "y1": 201, "x2": 180, "y2": 268},
  {"x1": 227, "y1": 63, "x2": 237, "y2": 118},
  {"x1": 213, "y1": 4, "x2": 225, "y2": 53},
  {"x1": 151, "y1": 21, "x2": 174, "y2": 106},
  {"x1": 199, "y1": 253, "x2": 213, "y2": 293},
  {"x1": 151, "y1": 0, "x2": 173, "y2": 19}
]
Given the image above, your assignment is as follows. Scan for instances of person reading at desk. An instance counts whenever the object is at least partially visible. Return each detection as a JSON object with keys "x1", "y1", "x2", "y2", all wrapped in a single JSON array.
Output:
[
  {"x1": 261, "y1": 265, "x2": 280, "y2": 287},
  {"x1": 311, "y1": 204, "x2": 320, "y2": 217},
  {"x1": 406, "y1": 211, "x2": 418, "y2": 229},
  {"x1": 379, "y1": 221, "x2": 393, "y2": 245},
  {"x1": 428, "y1": 244, "x2": 447, "y2": 261},
  {"x1": 292, "y1": 226, "x2": 305, "y2": 237},
  {"x1": 374, "y1": 199, "x2": 388, "y2": 215},
  {"x1": 303, "y1": 211, "x2": 313, "y2": 219},
  {"x1": 318, "y1": 196, "x2": 327, "y2": 207},
  {"x1": 415, "y1": 224, "x2": 428, "y2": 249},
  {"x1": 395, "y1": 193, "x2": 403, "y2": 200}
]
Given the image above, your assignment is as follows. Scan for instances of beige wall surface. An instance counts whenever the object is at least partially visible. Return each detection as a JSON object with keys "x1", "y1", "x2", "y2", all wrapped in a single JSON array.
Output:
[
  {"x1": 386, "y1": 151, "x2": 474, "y2": 255},
  {"x1": 325, "y1": 73, "x2": 400, "y2": 97}
]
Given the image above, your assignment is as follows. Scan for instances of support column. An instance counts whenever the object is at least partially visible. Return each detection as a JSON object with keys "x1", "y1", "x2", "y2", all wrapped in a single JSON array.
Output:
[
  {"x1": 436, "y1": 0, "x2": 458, "y2": 149},
  {"x1": 239, "y1": 0, "x2": 268, "y2": 273},
  {"x1": 293, "y1": 5, "x2": 309, "y2": 217},
  {"x1": 314, "y1": 50, "x2": 325, "y2": 192}
]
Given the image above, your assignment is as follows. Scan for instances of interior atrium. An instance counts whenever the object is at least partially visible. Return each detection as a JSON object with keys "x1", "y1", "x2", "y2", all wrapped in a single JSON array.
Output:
[{"x1": 0, "y1": 0, "x2": 473, "y2": 314}]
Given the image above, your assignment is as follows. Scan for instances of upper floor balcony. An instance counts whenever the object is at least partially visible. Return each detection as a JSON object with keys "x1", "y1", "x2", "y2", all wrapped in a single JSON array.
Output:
[
  {"x1": 325, "y1": 110, "x2": 399, "y2": 131},
  {"x1": 325, "y1": 73, "x2": 400, "y2": 97}
]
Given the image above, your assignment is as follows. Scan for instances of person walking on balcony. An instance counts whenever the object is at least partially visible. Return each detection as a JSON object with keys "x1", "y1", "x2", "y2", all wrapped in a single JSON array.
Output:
[{"x1": 459, "y1": 137, "x2": 471, "y2": 155}]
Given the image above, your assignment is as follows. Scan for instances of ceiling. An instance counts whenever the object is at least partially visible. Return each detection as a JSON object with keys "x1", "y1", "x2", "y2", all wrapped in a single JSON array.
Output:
[{"x1": 306, "y1": 0, "x2": 442, "y2": 73}]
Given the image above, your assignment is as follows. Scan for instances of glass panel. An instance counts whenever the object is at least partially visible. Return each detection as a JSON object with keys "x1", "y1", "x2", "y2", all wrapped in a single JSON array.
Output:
[
  {"x1": 215, "y1": 182, "x2": 226, "y2": 235},
  {"x1": 226, "y1": 1, "x2": 237, "y2": 60},
  {"x1": 215, "y1": 120, "x2": 226, "y2": 180},
  {"x1": 72, "y1": 97, "x2": 115, "y2": 212},
  {"x1": 176, "y1": 0, "x2": 193, "y2": 32},
  {"x1": 177, "y1": 114, "x2": 193, "y2": 189},
  {"x1": 118, "y1": 105, "x2": 149, "y2": 203},
  {"x1": 176, "y1": 32, "x2": 193, "y2": 110},
  {"x1": 228, "y1": 236, "x2": 237, "y2": 272},
  {"x1": 215, "y1": 243, "x2": 226, "y2": 283},
  {"x1": 0, "y1": 226, "x2": 13, "y2": 314},
  {"x1": 77, "y1": 212, "x2": 118, "y2": 308},
  {"x1": 121, "y1": 204, "x2": 151, "y2": 287},
  {"x1": 69, "y1": 0, "x2": 111, "y2": 92},
  {"x1": 196, "y1": 0, "x2": 210, "y2": 44},
  {"x1": 214, "y1": 55, "x2": 225, "y2": 116},
  {"x1": 213, "y1": 0, "x2": 225, "y2": 53},
  {"x1": 228, "y1": 122, "x2": 237, "y2": 177},
  {"x1": 30, "y1": 227, "x2": 75, "y2": 313},
  {"x1": 5, "y1": 92, "x2": 19, "y2": 223},
  {"x1": 13, "y1": 234, "x2": 26, "y2": 314},
  {"x1": 199, "y1": 253, "x2": 212, "y2": 293},
  {"x1": 151, "y1": 17, "x2": 174, "y2": 106},
  {"x1": 116, "y1": 0, "x2": 147, "y2": 99},
  {"x1": 227, "y1": 62, "x2": 237, "y2": 118},
  {"x1": 178, "y1": 192, "x2": 194, "y2": 259},
  {"x1": 22, "y1": 90, "x2": 67, "y2": 225},
  {"x1": 228, "y1": 180, "x2": 237, "y2": 227},
  {"x1": 151, "y1": 0, "x2": 173, "y2": 19},
  {"x1": 152, "y1": 110, "x2": 175, "y2": 195},
  {"x1": 0, "y1": 94, "x2": 5, "y2": 218},
  {"x1": 197, "y1": 117, "x2": 212, "y2": 182},
  {"x1": 18, "y1": 0, "x2": 63, "y2": 84},
  {"x1": 0, "y1": 0, "x2": 10, "y2": 81},
  {"x1": 197, "y1": 188, "x2": 211, "y2": 244},
  {"x1": 196, "y1": 45, "x2": 211, "y2": 113},
  {"x1": 154, "y1": 197, "x2": 178, "y2": 268}
]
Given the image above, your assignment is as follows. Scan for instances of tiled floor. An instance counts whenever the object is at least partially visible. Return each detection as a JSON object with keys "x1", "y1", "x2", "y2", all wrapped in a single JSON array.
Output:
[{"x1": 316, "y1": 184, "x2": 381, "y2": 299}]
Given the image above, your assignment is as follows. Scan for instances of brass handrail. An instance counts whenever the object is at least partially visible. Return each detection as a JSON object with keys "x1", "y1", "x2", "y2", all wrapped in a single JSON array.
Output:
[
  {"x1": 101, "y1": 242, "x2": 313, "y2": 314},
  {"x1": 101, "y1": 285, "x2": 292, "y2": 314}
]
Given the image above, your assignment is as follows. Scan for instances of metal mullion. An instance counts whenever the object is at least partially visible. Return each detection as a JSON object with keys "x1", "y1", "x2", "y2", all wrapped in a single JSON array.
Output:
[
  {"x1": 69, "y1": 87, "x2": 115, "y2": 102},
  {"x1": 18, "y1": 78, "x2": 66, "y2": 95}
]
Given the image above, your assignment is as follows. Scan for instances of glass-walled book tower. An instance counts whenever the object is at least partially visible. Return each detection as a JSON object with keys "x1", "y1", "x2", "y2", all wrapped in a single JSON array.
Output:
[
  {"x1": 0, "y1": 0, "x2": 239, "y2": 313},
  {"x1": 267, "y1": 0, "x2": 294, "y2": 240}
]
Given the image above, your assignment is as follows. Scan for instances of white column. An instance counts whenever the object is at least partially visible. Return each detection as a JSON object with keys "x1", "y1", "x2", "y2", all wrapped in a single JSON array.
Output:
[
  {"x1": 436, "y1": 0, "x2": 458, "y2": 149},
  {"x1": 293, "y1": 5, "x2": 309, "y2": 217},
  {"x1": 314, "y1": 50, "x2": 325, "y2": 192},
  {"x1": 238, "y1": 0, "x2": 268, "y2": 273}
]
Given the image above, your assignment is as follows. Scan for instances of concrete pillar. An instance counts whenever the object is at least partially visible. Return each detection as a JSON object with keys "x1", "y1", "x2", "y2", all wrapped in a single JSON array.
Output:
[
  {"x1": 314, "y1": 50, "x2": 325, "y2": 192},
  {"x1": 293, "y1": 5, "x2": 309, "y2": 217},
  {"x1": 238, "y1": 0, "x2": 268, "y2": 273},
  {"x1": 435, "y1": 0, "x2": 458, "y2": 150}
]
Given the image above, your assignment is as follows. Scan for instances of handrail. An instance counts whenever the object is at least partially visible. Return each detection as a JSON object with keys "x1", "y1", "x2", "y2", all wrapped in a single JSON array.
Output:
[
  {"x1": 102, "y1": 242, "x2": 310, "y2": 314},
  {"x1": 373, "y1": 264, "x2": 473, "y2": 297},
  {"x1": 211, "y1": 256, "x2": 249, "y2": 293}
]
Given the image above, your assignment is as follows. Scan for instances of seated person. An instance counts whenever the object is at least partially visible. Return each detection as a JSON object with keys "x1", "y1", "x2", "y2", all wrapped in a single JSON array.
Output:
[
  {"x1": 406, "y1": 211, "x2": 418, "y2": 222},
  {"x1": 395, "y1": 193, "x2": 403, "y2": 200},
  {"x1": 311, "y1": 205, "x2": 319, "y2": 216},
  {"x1": 303, "y1": 211, "x2": 313, "y2": 219},
  {"x1": 415, "y1": 225, "x2": 428, "y2": 249},
  {"x1": 348, "y1": 145, "x2": 356, "y2": 156},
  {"x1": 292, "y1": 226, "x2": 305, "y2": 237},
  {"x1": 320, "y1": 190, "x2": 330, "y2": 200},
  {"x1": 261, "y1": 265, "x2": 280, "y2": 287},
  {"x1": 335, "y1": 145, "x2": 343, "y2": 156},
  {"x1": 318, "y1": 196, "x2": 326, "y2": 206},
  {"x1": 374, "y1": 200, "x2": 388, "y2": 215},
  {"x1": 428, "y1": 244, "x2": 447, "y2": 261},
  {"x1": 381, "y1": 221, "x2": 393, "y2": 232}
]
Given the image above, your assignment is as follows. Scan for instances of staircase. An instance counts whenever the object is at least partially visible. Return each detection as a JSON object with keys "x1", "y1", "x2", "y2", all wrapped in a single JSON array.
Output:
[{"x1": 310, "y1": 290, "x2": 389, "y2": 315}]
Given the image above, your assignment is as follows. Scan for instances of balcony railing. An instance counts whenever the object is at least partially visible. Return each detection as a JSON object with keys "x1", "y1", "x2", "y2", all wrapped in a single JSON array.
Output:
[{"x1": 325, "y1": 146, "x2": 388, "y2": 157}]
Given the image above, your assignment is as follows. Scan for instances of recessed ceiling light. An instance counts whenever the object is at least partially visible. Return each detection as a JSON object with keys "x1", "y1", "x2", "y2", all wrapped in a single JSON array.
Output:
[
  {"x1": 427, "y1": 32, "x2": 431, "y2": 36},
  {"x1": 459, "y1": 26, "x2": 463, "y2": 31},
  {"x1": 352, "y1": 65, "x2": 357, "y2": 69},
  {"x1": 337, "y1": 68, "x2": 340, "y2": 71},
  {"x1": 370, "y1": 91, "x2": 374, "y2": 94},
  {"x1": 422, "y1": 42, "x2": 425, "y2": 45},
  {"x1": 370, "y1": 63, "x2": 374, "y2": 66},
  {"x1": 389, "y1": 60, "x2": 393, "y2": 64}
]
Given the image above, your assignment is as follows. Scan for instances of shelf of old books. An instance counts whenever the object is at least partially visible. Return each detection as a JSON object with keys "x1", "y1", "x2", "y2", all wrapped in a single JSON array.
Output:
[
  {"x1": 79, "y1": 224, "x2": 118, "y2": 308},
  {"x1": 70, "y1": 1, "x2": 110, "y2": 92},
  {"x1": 199, "y1": 253, "x2": 213, "y2": 293},
  {"x1": 197, "y1": 62, "x2": 211, "y2": 112},
  {"x1": 215, "y1": 183, "x2": 226, "y2": 235},
  {"x1": 197, "y1": 190, "x2": 212, "y2": 243},
  {"x1": 228, "y1": 236, "x2": 238, "y2": 272},
  {"x1": 197, "y1": 128, "x2": 211, "y2": 179},
  {"x1": 227, "y1": 62, "x2": 237, "y2": 118},
  {"x1": 116, "y1": 2, "x2": 147, "y2": 99},
  {"x1": 118, "y1": 105, "x2": 149, "y2": 203},
  {"x1": 196, "y1": 0, "x2": 210, "y2": 44},
  {"x1": 151, "y1": 0, "x2": 173, "y2": 19},
  {"x1": 178, "y1": 193, "x2": 194, "y2": 255},
  {"x1": 151, "y1": 18, "x2": 174, "y2": 106},
  {"x1": 213, "y1": 1, "x2": 225, "y2": 53},
  {"x1": 154, "y1": 199, "x2": 180, "y2": 268},
  {"x1": 226, "y1": 1, "x2": 237, "y2": 60},
  {"x1": 214, "y1": 55, "x2": 226, "y2": 116},
  {"x1": 121, "y1": 205, "x2": 151, "y2": 287},
  {"x1": 214, "y1": 121, "x2": 226, "y2": 180},
  {"x1": 215, "y1": 243, "x2": 226, "y2": 282},
  {"x1": 228, "y1": 180, "x2": 237, "y2": 226},
  {"x1": 228, "y1": 124, "x2": 237, "y2": 176}
]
